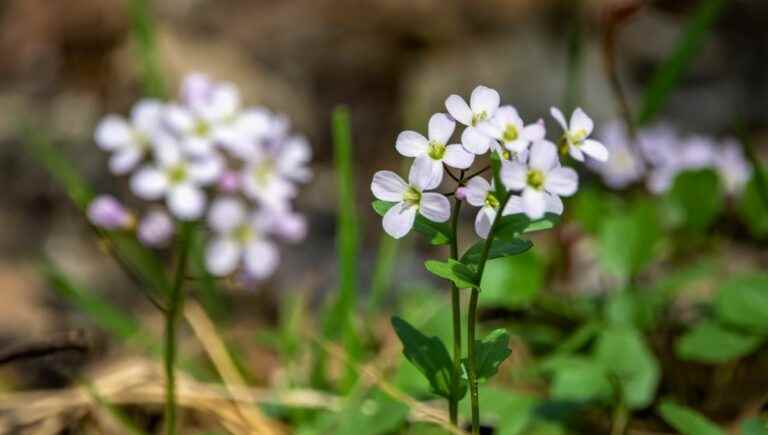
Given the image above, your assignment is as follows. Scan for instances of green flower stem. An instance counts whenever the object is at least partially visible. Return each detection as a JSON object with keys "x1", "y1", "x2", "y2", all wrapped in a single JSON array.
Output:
[
  {"x1": 449, "y1": 197, "x2": 463, "y2": 426},
  {"x1": 164, "y1": 222, "x2": 193, "y2": 435},
  {"x1": 466, "y1": 193, "x2": 512, "y2": 435}
]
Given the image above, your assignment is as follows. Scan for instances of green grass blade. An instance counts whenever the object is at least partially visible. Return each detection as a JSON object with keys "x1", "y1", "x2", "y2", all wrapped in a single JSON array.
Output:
[
  {"x1": 129, "y1": 0, "x2": 167, "y2": 99},
  {"x1": 367, "y1": 234, "x2": 399, "y2": 315},
  {"x1": 189, "y1": 228, "x2": 230, "y2": 323},
  {"x1": 637, "y1": 0, "x2": 727, "y2": 125}
]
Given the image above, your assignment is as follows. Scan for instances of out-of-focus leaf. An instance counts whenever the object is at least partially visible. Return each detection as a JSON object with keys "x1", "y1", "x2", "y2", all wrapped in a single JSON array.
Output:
[
  {"x1": 372, "y1": 200, "x2": 451, "y2": 245},
  {"x1": 495, "y1": 213, "x2": 559, "y2": 241},
  {"x1": 462, "y1": 329, "x2": 512, "y2": 383},
  {"x1": 459, "y1": 387, "x2": 540, "y2": 435},
  {"x1": 480, "y1": 251, "x2": 543, "y2": 308},
  {"x1": 332, "y1": 389, "x2": 408, "y2": 435},
  {"x1": 541, "y1": 356, "x2": 612, "y2": 404},
  {"x1": 424, "y1": 259, "x2": 478, "y2": 289},
  {"x1": 739, "y1": 171, "x2": 768, "y2": 239},
  {"x1": 715, "y1": 274, "x2": 768, "y2": 334},
  {"x1": 594, "y1": 327, "x2": 660, "y2": 409},
  {"x1": 461, "y1": 238, "x2": 533, "y2": 267},
  {"x1": 598, "y1": 201, "x2": 661, "y2": 280},
  {"x1": 676, "y1": 321, "x2": 763, "y2": 364},
  {"x1": 665, "y1": 169, "x2": 724, "y2": 231},
  {"x1": 740, "y1": 417, "x2": 768, "y2": 435},
  {"x1": 637, "y1": 0, "x2": 728, "y2": 125},
  {"x1": 390, "y1": 316, "x2": 463, "y2": 399},
  {"x1": 571, "y1": 187, "x2": 618, "y2": 234},
  {"x1": 658, "y1": 401, "x2": 725, "y2": 435},
  {"x1": 605, "y1": 291, "x2": 661, "y2": 331}
]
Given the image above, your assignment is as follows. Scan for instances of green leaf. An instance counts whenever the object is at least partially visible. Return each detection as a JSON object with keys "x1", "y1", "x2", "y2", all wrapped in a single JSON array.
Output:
[
  {"x1": 637, "y1": 0, "x2": 727, "y2": 125},
  {"x1": 741, "y1": 417, "x2": 768, "y2": 435},
  {"x1": 461, "y1": 238, "x2": 533, "y2": 266},
  {"x1": 490, "y1": 152, "x2": 507, "y2": 201},
  {"x1": 495, "y1": 213, "x2": 559, "y2": 241},
  {"x1": 665, "y1": 169, "x2": 724, "y2": 231},
  {"x1": 332, "y1": 389, "x2": 409, "y2": 435},
  {"x1": 390, "y1": 316, "x2": 463, "y2": 399},
  {"x1": 594, "y1": 327, "x2": 660, "y2": 409},
  {"x1": 739, "y1": 170, "x2": 768, "y2": 239},
  {"x1": 676, "y1": 321, "x2": 763, "y2": 364},
  {"x1": 480, "y1": 251, "x2": 543, "y2": 308},
  {"x1": 598, "y1": 201, "x2": 661, "y2": 280},
  {"x1": 542, "y1": 356, "x2": 613, "y2": 404},
  {"x1": 372, "y1": 200, "x2": 451, "y2": 245},
  {"x1": 658, "y1": 401, "x2": 725, "y2": 435},
  {"x1": 715, "y1": 274, "x2": 768, "y2": 334},
  {"x1": 462, "y1": 329, "x2": 512, "y2": 383},
  {"x1": 424, "y1": 259, "x2": 478, "y2": 289}
]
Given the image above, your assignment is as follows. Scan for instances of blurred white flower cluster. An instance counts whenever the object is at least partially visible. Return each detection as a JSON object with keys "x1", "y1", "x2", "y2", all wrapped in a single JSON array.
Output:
[
  {"x1": 88, "y1": 73, "x2": 311, "y2": 280},
  {"x1": 371, "y1": 85, "x2": 608, "y2": 239},
  {"x1": 590, "y1": 121, "x2": 751, "y2": 194}
]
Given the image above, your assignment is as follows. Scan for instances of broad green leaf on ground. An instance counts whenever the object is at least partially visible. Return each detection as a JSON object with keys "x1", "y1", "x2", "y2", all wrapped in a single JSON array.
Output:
[
  {"x1": 372, "y1": 200, "x2": 451, "y2": 245},
  {"x1": 459, "y1": 387, "x2": 540, "y2": 435},
  {"x1": 665, "y1": 169, "x2": 724, "y2": 231},
  {"x1": 479, "y1": 251, "x2": 543, "y2": 308},
  {"x1": 605, "y1": 291, "x2": 663, "y2": 331},
  {"x1": 715, "y1": 274, "x2": 768, "y2": 334},
  {"x1": 461, "y1": 238, "x2": 533, "y2": 267},
  {"x1": 658, "y1": 401, "x2": 725, "y2": 435},
  {"x1": 331, "y1": 389, "x2": 409, "y2": 435},
  {"x1": 676, "y1": 321, "x2": 763, "y2": 364},
  {"x1": 390, "y1": 316, "x2": 463, "y2": 399},
  {"x1": 741, "y1": 417, "x2": 768, "y2": 435},
  {"x1": 739, "y1": 171, "x2": 768, "y2": 239},
  {"x1": 598, "y1": 200, "x2": 661, "y2": 280},
  {"x1": 541, "y1": 356, "x2": 612, "y2": 404},
  {"x1": 424, "y1": 259, "x2": 478, "y2": 289},
  {"x1": 570, "y1": 187, "x2": 619, "y2": 234},
  {"x1": 462, "y1": 329, "x2": 512, "y2": 383},
  {"x1": 594, "y1": 327, "x2": 660, "y2": 409}
]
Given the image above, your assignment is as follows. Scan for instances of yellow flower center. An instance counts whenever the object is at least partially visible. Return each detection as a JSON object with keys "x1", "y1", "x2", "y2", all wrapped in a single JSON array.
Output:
[
  {"x1": 403, "y1": 186, "x2": 421, "y2": 206},
  {"x1": 471, "y1": 111, "x2": 488, "y2": 126},
  {"x1": 194, "y1": 120, "x2": 211, "y2": 137},
  {"x1": 484, "y1": 193, "x2": 500, "y2": 209},
  {"x1": 527, "y1": 169, "x2": 545, "y2": 190},
  {"x1": 252, "y1": 160, "x2": 275, "y2": 185},
  {"x1": 427, "y1": 140, "x2": 446, "y2": 160},
  {"x1": 233, "y1": 224, "x2": 253, "y2": 243},
  {"x1": 502, "y1": 124, "x2": 519, "y2": 143},
  {"x1": 167, "y1": 164, "x2": 188, "y2": 184}
]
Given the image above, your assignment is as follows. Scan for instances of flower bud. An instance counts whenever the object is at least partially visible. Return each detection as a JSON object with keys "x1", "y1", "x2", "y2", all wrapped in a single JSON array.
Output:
[
  {"x1": 87, "y1": 195, "x2": 133, "y2": 230},
  {"x1": 138, "y1": 210, "x2": 175, "y2": 248}
]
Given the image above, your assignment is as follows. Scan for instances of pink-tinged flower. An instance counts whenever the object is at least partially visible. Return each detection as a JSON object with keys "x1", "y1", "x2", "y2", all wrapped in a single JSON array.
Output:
[
  {"x1": 138, "y1": 209, "x2": 174, "y2": 248},
  {"x1": 94, "y1": 99, "x2": 164, "y2": 175},
  {"x1": 371, "y1": 158, "x2": 451, "y2": 239},
  {"x1": 501, "y1": 140, "x2": 578, "y2": 219},
  {"x1": 551, "y1": 107, "x2": 608, "y2": 162},
  {"x1": 445, "y1": 85, "x2": 501, "y2": 154},
  {"x1": 87, "y1": 195, "x2": 134, "y2": 230}
]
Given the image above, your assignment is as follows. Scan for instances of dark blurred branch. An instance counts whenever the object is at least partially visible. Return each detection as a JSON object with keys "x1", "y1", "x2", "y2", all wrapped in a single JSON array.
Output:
[{"x1": 0, "y1": 330, "x2": 92, "y2": 365}]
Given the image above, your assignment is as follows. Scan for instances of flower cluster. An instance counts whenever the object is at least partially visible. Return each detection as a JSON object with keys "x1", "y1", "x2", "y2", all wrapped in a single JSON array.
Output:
[
  {"x1": 371, "y1": 85, "x2": 608, "y2": 239},
  {"x1": 88, "y1": 73, "x2": 311, "y2": 280},
  {"x1": 591, "y1": 121, "x2": 751, "y2": 194}
]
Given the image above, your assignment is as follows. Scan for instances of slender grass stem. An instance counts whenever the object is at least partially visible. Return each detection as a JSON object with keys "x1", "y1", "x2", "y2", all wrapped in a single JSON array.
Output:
[
  {"x1": 164, "y1": 222, "x2": 193, "y2": 435},
  {"x1": 466, "y1": 193, "x2": 512, "y2": 435},
  {"x1": 448, "y1": 197, "x2": 463, "y2": 426}
]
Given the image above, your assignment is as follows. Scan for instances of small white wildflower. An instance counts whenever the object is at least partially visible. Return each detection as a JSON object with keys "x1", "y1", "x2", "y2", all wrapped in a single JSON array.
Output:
[
  {"x1": 95, "y1": 99, "x2": 164, "y2": 175},
  {"x1": 478, "y1": 106, "x2": 545, "y2": 154},
  {"x1": 717, "y1": 139, "x2": 751, "y2": 195},
  {"x1": 550, "y1": 107, "x2": 608, "y2": 162},
  {"x1": 590, "y1": 121, "x2": 645, "y2": 189},
  {"x1": 396, "y1": 113, "x2": 474, "y2": 186},
  {"x1": 460, "y1": 177, "x2": 502, "y2": 239},
  {"x1": 445, "y1": 85, "x2": 501, "y2": 154},
  {"x1": 87, "y1": 195, "x2": 134, "y2": 230},
  {"x1": 371, "y1": 157, "x2": 451, "y2": 239},
  {"x1": 137, "y1": 209, "x2": 175, "y2": 248},
  {"x1": 501, "y1": 140, "x2": 578, "y2": 219}
]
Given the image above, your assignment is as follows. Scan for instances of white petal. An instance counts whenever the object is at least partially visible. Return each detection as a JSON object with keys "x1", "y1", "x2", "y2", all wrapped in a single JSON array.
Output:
[
  {"x1": 188, "y1": 154, "x2": 224, "y2": 185},
  {"x1": 529, "y1": 141, "x2": 559, "y2": 171},
  {"x1": 523, "y1": 121, "x2": 546, "y2": 141},
  {"x1": 382, "y1": 202, "x2": 416, "y2": 239},
  {"x1": 419, "y1": 192, "x2": 451, "y2": 223},
  {"x1": 131, "y1": 99, "x2": 164, "y2": 132},
  {"x1": 95, "y1": 116, "x2": 132, "y2": 150},
  {"x1": 502, "y1": 195, "x2": 524, "y2": 216},
  {"x1": 545, "y1": 166, "x2": 578, "y2": 196},
  {"x1": 164, "y1": 104, "x2": 196, "y2": 133},
  {"x1": 463, "y1": 176, "x2": 491, "y2": 207},
  {"x1": 475, "y1": 207, "x2": 496, "y2": 239},
  {"x1": 461, "y1": 127, "x2": 492, "y2": 155},
  {"x1": 443, "y1": 144, "x2": 474, "y2": 169},
  {"x1": 371, "y1": 171, "x2": 407, "y2": 201},
  {"x1": 505, "y1": 138, "x2": 529, "y2": 153},
  {"x1": 153, "y1": 136, "x2": 183, "y2": 167},
  {"x1": 206, "y1": 238, "x2": 241, "y2": 276},
  {"x1": 408, "y1": 157, "x2": 442, "y2": 191},
  {"x1": 182, "y1": 136, "x2": 214, "y2": 156},
  {"x1": 428, "y1": 113, "x2": 455, "y2": 144},
  {"x1": 208, "y1": 196, "x2": 246, "y2": 233},
  {"x1": 545, "y1": 193, "x2": 564, "y2": 215},
  {"x1": 130, "y1": 166, "x2": 168, "y2": 200},
  {"x1": 522, "y1": 188, "x2": 546, "y2": 219},
  {"x1": 243, "y1": 239, "x2": 280, "y2": 279},
  {"x1": 469, "y1": 86, "x2": 500, "y2": 117},
  {"x1": 500, "y1": 161, "x2": 527, "y2": 191},
  {"x1": 550, "y1": 107, "x2": 568, "y2": 131},
  {"x1": 570, "y1": 108, "x2": 594, "y2": 136},
  {"x1": 445, "y1": 95, "x2": 473, "y2": 126},
  {"x1": 494, "y1": 106, "x2": 522, "y2": 128},
  {"x1": 109, "y1": 148, "x2": 143, "y2": 175},
  {"x1": 167, "y1": 184, "x2": 206, "y2": 220},
  {"x1": 581, "y1": 139, "x2": 609, "y2": 162},
  {"x1": 395, "y1": 131, "x2": 428, "y2": 157},
  {"x1": 569, "y1": 145, "x2": 585, "y2": 162}
]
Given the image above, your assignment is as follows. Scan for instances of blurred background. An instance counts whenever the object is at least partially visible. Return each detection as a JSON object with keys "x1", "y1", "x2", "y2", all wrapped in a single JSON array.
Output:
[{"x1": 1, "y1": 0, "x2": 768, "y2": 434}]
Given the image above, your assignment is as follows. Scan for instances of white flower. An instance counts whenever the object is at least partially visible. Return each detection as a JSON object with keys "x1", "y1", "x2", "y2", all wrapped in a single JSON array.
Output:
[
  {"x1": 130, "y1": 138, "x2": 223, "y2": 220},
  {"x1": 716, "y1": 139, "x2": 751, "y2": 195},
  {"x1": 94, "y1": 99, "x2": 164, "y2": 175},
  {"x1": 241, "y1": 154, "x2": 297, "y2": 211},
  {"x1": 445, "y1": 85, "x2": 501, "y2": 154},
  {"x1": 590, "y1": 121, "x2": 645, "y2": 189},
  {"x1": 87, "y1": 195, "x2": 134, "y2": 230},
  {"x1": 395, "y1": 113, "x2": 474, "y2": 185},
  {"x1": 478, "y1": 106, "x2": 545, "y2": 154},
  {"x1": 138, "y1": 209, "x2": 174, "y2": 248},
  {"x1": 550, "y1": 107, "x2": 608, "y2": 162},
  {"x1": 501, "y1": 140, "x2": 578, "y2": 219},
  {"x1": 205, "y1": 197, "x2": 279, "y2": 279},
  {"x1": 491, "y1": 141, "x2": 528, "y2": 163},
  {"x1": 371, "y1": 158, "x2": 451, "y2": 239},
  {"x1": 460, "y1": 177, "x2": 503, "y2": 239}
]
